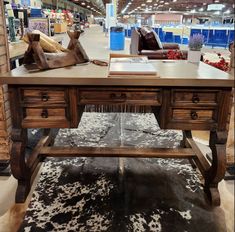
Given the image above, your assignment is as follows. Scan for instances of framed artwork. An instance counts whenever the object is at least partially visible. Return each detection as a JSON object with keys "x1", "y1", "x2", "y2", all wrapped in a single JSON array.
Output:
[{"x1": 28, "y1": 18, "x2": 50, "y2": 35}]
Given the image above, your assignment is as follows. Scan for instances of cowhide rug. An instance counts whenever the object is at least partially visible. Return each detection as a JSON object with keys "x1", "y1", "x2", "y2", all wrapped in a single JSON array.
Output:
[{"x1": 18, "y1": 113, "x2": 226, "y2": 232}]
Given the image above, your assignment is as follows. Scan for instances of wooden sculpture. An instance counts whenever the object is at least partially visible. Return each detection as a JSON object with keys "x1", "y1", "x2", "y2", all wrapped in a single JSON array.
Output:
[
  {"x1": 23, "y1": 29, "x2": 68, "y2": 53},
  {"x1": 23, "y1": 30, "x2": 89, "y2": 70}
]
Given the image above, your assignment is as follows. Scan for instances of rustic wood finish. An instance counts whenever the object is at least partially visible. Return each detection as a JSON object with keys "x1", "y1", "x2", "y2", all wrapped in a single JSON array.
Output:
[
  {"x1": 171, "y1": 89, "x2": 219, "y2": 107},
  {"x1": 21, "y1": 88, "x2": 67, "y2": 105},
  {"x1": 40, "y1": 147, "x2": 195, "y2": 158},
  {"x1": 78, "y1": 88, "x2": 162, "y2": 105},
  {"x1": 0, "y1": 61, "x2": 234, "y2": 206},
  {"x1": 185, "y1": 131, "x2": 210, "y2": 177},
  {"x1": 204, "y1": 131, "x2": 228, "y2": 206}
]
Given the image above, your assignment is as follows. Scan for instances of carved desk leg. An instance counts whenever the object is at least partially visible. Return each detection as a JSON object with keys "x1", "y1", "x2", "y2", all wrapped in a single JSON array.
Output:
[
  {"x1": 204, "y1": 131, "x2": 227, "y2": 206},
  {"x1": 11, "y1": 128, "x2": 30, "y2": 203},
  {"x1": 9, "y1": 86, "x2": 34, "y2": 203}
]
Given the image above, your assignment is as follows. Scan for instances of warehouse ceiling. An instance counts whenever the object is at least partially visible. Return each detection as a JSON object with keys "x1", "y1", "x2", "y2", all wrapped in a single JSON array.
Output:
[
  {"x1": 70, "y1": 0, "x2": 234, "y2": 16},
  {"x1": 117, "y1": 0, "x2": 235, "y2": 15},
  {"x1": 71, "y1": 0, "x2": 105, "y2": 15}
]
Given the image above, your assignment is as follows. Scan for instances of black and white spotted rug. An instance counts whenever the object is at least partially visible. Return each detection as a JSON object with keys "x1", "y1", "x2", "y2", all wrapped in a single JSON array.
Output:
[{"x1": 18, "y1": 113, "x2": 227, "y2": 232}]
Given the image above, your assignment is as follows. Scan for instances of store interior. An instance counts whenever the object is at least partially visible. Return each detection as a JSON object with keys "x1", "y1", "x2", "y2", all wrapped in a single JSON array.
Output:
[{"x1": 0, "y1": 0, "x2": 234, "y2": 231}]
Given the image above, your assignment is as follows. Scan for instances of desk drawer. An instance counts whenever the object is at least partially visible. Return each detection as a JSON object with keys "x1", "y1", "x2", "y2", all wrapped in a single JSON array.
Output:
[
  {"x1": 20, "y1": 88, "x2": 67, "y2": 105},
  {"x1": 172, "y1": 109, "x2": 215, "y2": 121},
  {"x1": 163, "y1": 107, "x2": 218, "y2": 130},
  {"x1": 79, "y1": 89, "x2": 162, "y2": 105},
  {"x1": 22, "y1": 108, "x2": 69, "y2": 128},
  {"x1": 172, "y1": 89, "x2": 219, "y2": 106}
]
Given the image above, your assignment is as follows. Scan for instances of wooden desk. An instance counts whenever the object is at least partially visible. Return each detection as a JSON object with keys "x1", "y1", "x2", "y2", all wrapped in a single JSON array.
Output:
[{"x1": 0, "y1": 61, "x2": 234, "y2": 206}]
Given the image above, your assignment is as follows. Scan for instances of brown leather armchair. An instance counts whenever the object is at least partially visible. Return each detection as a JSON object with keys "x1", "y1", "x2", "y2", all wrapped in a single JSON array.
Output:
[{"x1": 130, "y1": 27, "x2": 188, "y2": 59}]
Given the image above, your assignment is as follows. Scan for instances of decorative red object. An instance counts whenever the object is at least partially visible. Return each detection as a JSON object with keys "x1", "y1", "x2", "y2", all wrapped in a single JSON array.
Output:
[
  {"x1": 204, "y1": 53, "x2": 230, "y2": 72},
  {"x1": 167, "y1": 50, "x2": 186, "y2": 60}
]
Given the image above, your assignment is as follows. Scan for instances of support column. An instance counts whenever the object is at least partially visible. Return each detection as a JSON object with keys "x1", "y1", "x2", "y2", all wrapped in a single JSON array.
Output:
[{"x1": 0, "y1": 1, "x2": 11, "y2": 176}]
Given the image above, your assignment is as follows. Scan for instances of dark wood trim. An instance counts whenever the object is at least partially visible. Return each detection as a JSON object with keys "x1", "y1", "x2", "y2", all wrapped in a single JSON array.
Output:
[
  {"x1": 27, "y1": 134, "x2": 53, "y2": 169},
  {"x1": 184, "y1": 131, "x2": 210, "y2": 177},
  {"x1": 204, "y1": 130, "x2": 228, "y2": 206},
  {"x1": 69, "y1": 87, "x2": 80, "y2": 127},
  {"x1": 39, "y1": 147, "x2": 196, "y2": 158},
  {"x1": 217, "y1": 89, "x2": 233, "y2": 131}
]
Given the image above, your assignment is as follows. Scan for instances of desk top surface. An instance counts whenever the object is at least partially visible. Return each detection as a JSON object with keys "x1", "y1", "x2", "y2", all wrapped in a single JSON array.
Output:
[{"x1": 0, "y1": 60, "x2": 234, "y2": 87}]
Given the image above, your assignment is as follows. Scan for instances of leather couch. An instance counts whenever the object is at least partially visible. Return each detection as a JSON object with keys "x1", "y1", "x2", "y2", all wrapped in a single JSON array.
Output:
[{"x1": 130, "y1": 27, "x2": 188, "y2": 59}]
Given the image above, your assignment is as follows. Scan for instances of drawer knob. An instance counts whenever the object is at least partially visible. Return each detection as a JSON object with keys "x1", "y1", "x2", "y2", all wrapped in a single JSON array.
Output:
[
  {"x1": 41, "y1": 109, "x2": 48, "y2": 118},
  {"x1": 191, "y1": 111, "x2": 198, "y2": 120},
  {"x1": 192, "y1": 94, "x2": 200, "y2": 103},
  {"x1": 110, "y1": 93, "x2": 127, "y2": 101},
  {"x1": 41, "y1": 93, "x2": 49, "y2": 102}
]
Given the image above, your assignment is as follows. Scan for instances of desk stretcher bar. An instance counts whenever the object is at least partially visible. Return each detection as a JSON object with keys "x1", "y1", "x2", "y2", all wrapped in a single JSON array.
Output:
[{"x1": 40, "y1": 147, "x2": 196, "y2": 158}]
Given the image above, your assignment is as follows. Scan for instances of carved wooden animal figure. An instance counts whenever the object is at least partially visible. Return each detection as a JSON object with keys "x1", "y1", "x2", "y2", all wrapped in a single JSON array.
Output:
[{"x1": 23, "y1": 31, "x2": 89, "y2": 70}]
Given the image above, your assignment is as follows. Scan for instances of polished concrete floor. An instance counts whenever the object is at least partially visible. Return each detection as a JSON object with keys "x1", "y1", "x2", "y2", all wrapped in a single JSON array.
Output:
[{"x1": 0, "y1": 25, "x2": 234, "y2": 232}]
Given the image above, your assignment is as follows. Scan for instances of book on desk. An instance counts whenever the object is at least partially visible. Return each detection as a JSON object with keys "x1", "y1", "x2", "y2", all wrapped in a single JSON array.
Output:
[{"x1": 108, "y1": 56, "x2": 158, "y2": 77}]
